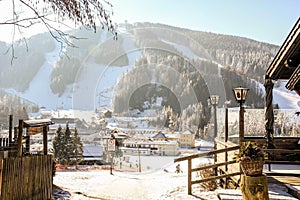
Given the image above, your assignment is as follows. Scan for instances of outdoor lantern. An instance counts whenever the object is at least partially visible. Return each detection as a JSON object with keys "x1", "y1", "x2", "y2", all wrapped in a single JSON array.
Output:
[
  {"x1": 233, "y1": 87, "x2": 249, "y2": 105},
  {"x1": 233, "y1": 86, "x2": 249, "y2": 146}
]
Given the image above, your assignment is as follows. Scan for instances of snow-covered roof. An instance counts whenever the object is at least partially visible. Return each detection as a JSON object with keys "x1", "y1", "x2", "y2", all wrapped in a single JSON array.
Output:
[
  {"x1": 83, "y1": 145, "x2": 103, "y2": 157},
  {"x1": 182, "y1": 130, "x2": 192, "y2": 135},
  {"x1": 23, "y1": 119, "x2": 54, "y2": 127},
  {"x1": 152, "y1": 131, "x2": 167, "y2": 139},
  {"x1": 123, "y1": 139, "x2": 178, "y2": 146}
]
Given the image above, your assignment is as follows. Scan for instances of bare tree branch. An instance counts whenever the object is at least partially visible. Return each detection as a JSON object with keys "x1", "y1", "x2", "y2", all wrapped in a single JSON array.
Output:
[{"x1": 0, "y1": 0, "x2": 116, "y2": 61}]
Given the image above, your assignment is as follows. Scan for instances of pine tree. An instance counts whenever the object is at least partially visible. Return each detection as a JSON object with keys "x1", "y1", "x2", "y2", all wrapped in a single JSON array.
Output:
[
  {"x1": 52, "y1": 125, "x2": 65, "y2": 165},
  {"x1": 52, "y1": 123, "x2": 83, "y2": 167},
  {"x1": 64, "y1": 122, "x2": 73, "y2": 165},
  {"x1": 72, "y1": 127, "x2": 83, "y2": 166}
]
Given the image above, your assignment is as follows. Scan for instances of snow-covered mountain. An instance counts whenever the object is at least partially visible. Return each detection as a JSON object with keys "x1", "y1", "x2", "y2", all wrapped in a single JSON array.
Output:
[{"x1": 1, "y1": 23, "x2": 299, "y2": 112}]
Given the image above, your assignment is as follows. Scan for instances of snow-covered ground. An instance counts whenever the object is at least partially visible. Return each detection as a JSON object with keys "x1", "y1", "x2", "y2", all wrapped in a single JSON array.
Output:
[
  {"x1": 53, "y1": 157, "x2": 217, "y2": 200},
  {"x1": 53, "y1": 156, "x2": 300, "y2": 200}
]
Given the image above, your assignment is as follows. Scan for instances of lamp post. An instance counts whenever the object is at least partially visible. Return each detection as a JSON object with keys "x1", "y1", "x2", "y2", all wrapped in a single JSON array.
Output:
[
  {"x1": 138, "y1": 144, "x2": 141, "y2": 172},
  {"x1": 208, "y1": 95, "x2": 219, "y2": 139},
  {"x1": 208, "y1": 95, "x2": 219, "y2": 177},
  {"x1": 233, "y1": 87, "x2": 249, "y2": 146},
  {"x1": 224, "y1": 100, "x2": 231, "y2": 142}
]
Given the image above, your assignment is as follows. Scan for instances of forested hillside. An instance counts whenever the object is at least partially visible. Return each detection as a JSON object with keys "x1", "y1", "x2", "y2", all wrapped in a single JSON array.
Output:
[
  {"x1": 0, "y1": 22, "x2": 279, "y2": 113},
  {"x1": 109, "y1": 22, "x2": 276, "y2": 131},
  {"x1": 113, "y1": 23, "x2": 272, "y2": 112},
  {"x1": 0, "y1": 34, "x2": 55, "y2": 92},
  {"x1": 132, "y1": 23, "x2": 279, "y2": 82}
]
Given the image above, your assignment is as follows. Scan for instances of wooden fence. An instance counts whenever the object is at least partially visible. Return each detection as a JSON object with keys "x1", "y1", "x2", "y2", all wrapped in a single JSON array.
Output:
[
  {"x1": 0, "y1": 137, "x2": 17, "y2": 158},
  {"x1": 0, "y1": 155, "x2": 53, "y2": 200},
  {"x1": 174, "y1": 144, "x2": 241, "y2": 195},
  {"x1": 216, "y1": 139, "x2": 241, "y2": 184}
]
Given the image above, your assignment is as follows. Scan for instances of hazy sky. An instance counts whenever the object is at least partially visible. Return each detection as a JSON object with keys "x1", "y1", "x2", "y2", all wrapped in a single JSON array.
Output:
[
  {"x1": 112, "y1": 0, "x2": 299, "y2": 45},
  {"x1": 0, "y1": 0, "x2": 299, "y2": 45}
]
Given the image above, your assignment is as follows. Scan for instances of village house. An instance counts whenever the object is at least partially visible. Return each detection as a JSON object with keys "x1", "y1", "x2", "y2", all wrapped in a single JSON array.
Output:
[
  {"x1": 121, "y1": 138, "x2": 179, "y2": 156},
  {"x1": 152, "y1": 130, "x2": 196, "y2": 148},
  {"x1": 120, "y1": 131, "x2": 179, "y2": 156},
  {"x1": 179, "y1": 130, "x2": 195, "y2": 148}
]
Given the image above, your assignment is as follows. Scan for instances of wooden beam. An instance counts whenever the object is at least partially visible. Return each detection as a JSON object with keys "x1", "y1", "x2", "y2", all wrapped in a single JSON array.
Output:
[
  {"x1": 286, "y1": 65, "x2": 300, "y2": 90},
  {"x1": 266, "y1": 18, "x2": 300, "y2": 80},
  {"x1": 25, "y1": 135, "x2": 30, "y2": 154},
  {"x1": 174, "y1": 145, "x2": 239, "y2": 162},
  {"x1": 265, "y1": 172, "x2": 300, "y2": 177},
  {"x1": 191, "y1": 160, "x2": 237, "y2": 172},
  {"x1": 23, "y1": 119, "x2": 53, "y2": 128},
  {"x1": 188, "y1": 159, "x2": 192, "y2": 195},
  {"x1": 264, "y1": 149, "x2": 300, "y2": 154},
  {"x1": 265, "y1": 160, "x2": 300, "y2": 165},
  {"x1": 191, "y1": 172, "x2": 241, "y2": 185},
  {"x1": 43, "y1": 126, "x2": 48, "y2": 155},
  {"x1": 17, "y1": 120, "x2": 23, "y2": 157},
  {"x1": 9, "y1": 115, "x2": 12, "y2": 144}
]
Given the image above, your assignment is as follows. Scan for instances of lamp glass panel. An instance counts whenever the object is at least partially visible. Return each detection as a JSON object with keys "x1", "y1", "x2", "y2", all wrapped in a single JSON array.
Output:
[{"x1": 233, "y1": 87, "x2": 249, "y2": 102}]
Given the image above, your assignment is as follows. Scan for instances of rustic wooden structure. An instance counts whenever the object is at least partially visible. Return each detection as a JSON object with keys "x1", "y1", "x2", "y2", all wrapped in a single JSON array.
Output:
[
  {"x1": 174, "y1": 137, "x2": 300, "y2": 196},
  {"x1": 265, "y1": 17, "x2": 300, "y2": 148},
  {"x1": 0, "y1": 115, "x2": 54, "y2": 200},
  {"x1": 22, "y1": 118, "x2": 54, "y2": 156},
  {"x1": 266, "y1": 17, "x2": 300, "y2": 95}
]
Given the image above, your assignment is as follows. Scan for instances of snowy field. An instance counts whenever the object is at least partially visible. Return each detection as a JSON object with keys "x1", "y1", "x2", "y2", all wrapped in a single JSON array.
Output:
[
  {"x1": 53, "y1": 162, "x2": 300, "y2": 200},
  {"x1": 53, "y1": 152, "x2": 300, "y2": 200},
  {"x1": 53, "y1": 157, "x2": 217, "y2": 200}
]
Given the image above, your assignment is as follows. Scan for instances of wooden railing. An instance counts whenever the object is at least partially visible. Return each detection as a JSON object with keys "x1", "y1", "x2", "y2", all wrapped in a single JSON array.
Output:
[
  {"x1": 0, "y1": 155, "x2": 53, "y2": 200},
  {"x1": 174, "y1": 144, "x2": 240, "y2": 195},
  {"x1": 0, "y1": 137, "x2": 18, "y2": 158},
  {"x1": 264, "y1": 149, "x2": 300, "y2": 176}
]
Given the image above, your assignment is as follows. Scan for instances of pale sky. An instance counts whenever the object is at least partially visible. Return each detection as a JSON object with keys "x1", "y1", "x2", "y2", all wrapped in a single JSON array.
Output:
[
  {"x1": 0, "y1": 0, "x2": 299, "y2": 45},
  {"x1": 111, "y1": 0, "x2": 299, "y2": 45}
]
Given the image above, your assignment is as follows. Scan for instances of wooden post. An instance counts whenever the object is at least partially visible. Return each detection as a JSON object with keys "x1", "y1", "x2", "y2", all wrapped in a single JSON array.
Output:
[
  {"x1": 138, "y1": 145, "x2": 141, "y2": 172},
  {"x1": 17, "y1": 120, "x2": 23, "y2": 157},
  {"x1": 14, "y1": 127, "x2": 18, "y2": 142},
  {"x1": 214, "y1": 143, "x2": 218, "y2": 176},
  {"x1": 188, "y1": 159, "x2": 192, "y2": 195},
  {"x1": 9, "y1": 115, "x2": 13, "y2": 144},
  {"x1": 239, "y1": 105, "x2": 245, "y2": 146},
  {"x1": 43, "y1": 126, "x2": 48, "y2": 155},
  {"x1": 225, "y1": 107, "x2": 228, "y2": 142},
  {"x1": 241, "y1": 174, "x2": 269, "y2": 200},
  {"x1": 110, "y1": 153, "x2": 113, "y2": 175},
  {"x1": 25, "y1": 135, "x2": 30, "y2": 154},
  {"x1": 224, "y1": 144, "x2": 228, "y2": 188}
]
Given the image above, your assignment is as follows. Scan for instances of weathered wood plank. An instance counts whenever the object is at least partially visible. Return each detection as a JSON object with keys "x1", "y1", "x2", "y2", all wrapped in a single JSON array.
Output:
[
  {"x1": 188, "y1": 159, "x2": 192, "y2": 195},
  {"x1": 191, "y1": 172, "x2": 241, "y2": 184},
  {"x1": 174, "y1": 145, "x2": 239, "y2": 162},
  {"x1": 191, "y1": 160, "x2": 237, "y2": 172},
  {"x1": 17, "y1": 120, "x2": 23, "y2": 157},
  {"x1": 264, "y1": 149, "x2": 300, "y2": 154},
  {"x1": 265, "y1": 160, "x2": 300, "y2": 164}
]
